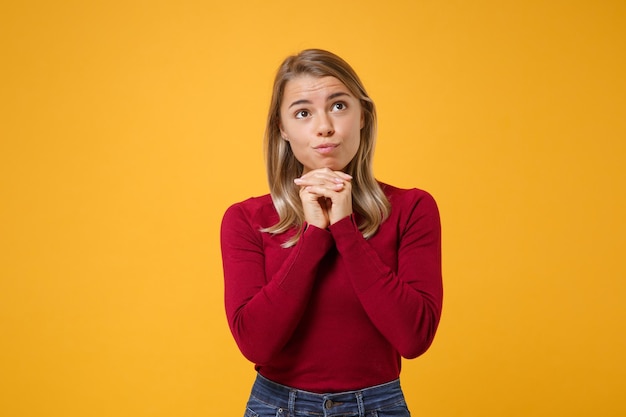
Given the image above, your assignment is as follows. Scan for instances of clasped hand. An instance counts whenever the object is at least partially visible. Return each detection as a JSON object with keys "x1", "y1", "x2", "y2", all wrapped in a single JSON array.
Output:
[{"x1": 294, "y1": 168, "x2": 353, "y2": 230}]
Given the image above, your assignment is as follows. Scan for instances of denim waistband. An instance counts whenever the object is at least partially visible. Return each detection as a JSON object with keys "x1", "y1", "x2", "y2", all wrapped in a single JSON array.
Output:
[{"x1": 250, "y1": 373, "x2": 406, "y2": 416}]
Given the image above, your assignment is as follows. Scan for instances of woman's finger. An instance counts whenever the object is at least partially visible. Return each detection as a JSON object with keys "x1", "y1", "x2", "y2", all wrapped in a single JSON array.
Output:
[{"x1": 294, "y1": 169, "x2": 351, "y2": 187}]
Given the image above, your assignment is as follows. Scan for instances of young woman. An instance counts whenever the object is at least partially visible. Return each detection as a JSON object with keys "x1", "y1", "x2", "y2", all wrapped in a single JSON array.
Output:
[{"x1": 221, "y1": 49, "x2": 443, "y2": 417}]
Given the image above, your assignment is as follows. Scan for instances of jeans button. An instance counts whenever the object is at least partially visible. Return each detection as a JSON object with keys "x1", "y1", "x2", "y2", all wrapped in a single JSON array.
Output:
[{"x1": 324, "y1": 399, "x2": 333, "y2": 409}]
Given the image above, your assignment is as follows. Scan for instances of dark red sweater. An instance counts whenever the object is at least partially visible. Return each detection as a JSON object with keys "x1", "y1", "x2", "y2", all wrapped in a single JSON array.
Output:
[{"x1": 220, "y1": 183, "x2": 442, "y2": 393}]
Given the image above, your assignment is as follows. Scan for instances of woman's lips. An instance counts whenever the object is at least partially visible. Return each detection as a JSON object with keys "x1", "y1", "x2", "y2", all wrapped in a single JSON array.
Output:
[{"x1": 314, "y1": 143, "x2": 338, "y2": 154}]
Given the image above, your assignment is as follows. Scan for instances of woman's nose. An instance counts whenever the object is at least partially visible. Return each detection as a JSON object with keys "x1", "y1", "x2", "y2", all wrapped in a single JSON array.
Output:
[{"x1": 316, "y1": 114, "x2": 334, "y2": 137}]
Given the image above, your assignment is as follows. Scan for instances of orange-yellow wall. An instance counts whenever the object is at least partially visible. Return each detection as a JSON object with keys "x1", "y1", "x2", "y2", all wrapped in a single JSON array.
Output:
[{"x1": 1, "y1": 1, "x2": 624, "y2": 416}]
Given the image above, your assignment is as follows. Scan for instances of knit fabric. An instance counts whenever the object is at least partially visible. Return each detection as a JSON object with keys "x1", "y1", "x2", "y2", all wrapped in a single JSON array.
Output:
[{"x1": 221, "y1": 183, "x2": 443, "y2": 393}]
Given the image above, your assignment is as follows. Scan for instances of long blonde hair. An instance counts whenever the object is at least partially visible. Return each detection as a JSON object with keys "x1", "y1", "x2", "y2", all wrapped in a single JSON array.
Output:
[{"x1": 263, "y1": 49, "x2": 390, "y2": 247}]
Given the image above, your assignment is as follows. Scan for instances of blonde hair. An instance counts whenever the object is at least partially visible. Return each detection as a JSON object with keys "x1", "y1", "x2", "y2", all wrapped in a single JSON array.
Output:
[{"x1": 263, "y1": 49, "x2": 390, "y2": 247}]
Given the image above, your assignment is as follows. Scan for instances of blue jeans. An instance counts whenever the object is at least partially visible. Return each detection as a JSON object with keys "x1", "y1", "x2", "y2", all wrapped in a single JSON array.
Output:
[{"x1": 244, "y1": 374, "x2": 411, "y2": 417}]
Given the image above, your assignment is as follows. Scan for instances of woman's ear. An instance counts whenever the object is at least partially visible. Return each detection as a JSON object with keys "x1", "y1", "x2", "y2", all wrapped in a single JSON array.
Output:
[
  {"x1": 360, "y1": 110, "x2": 365, "y2": 129},
  {"x1": 279, "y1": 124, "x2": 288, "y2": 141}
]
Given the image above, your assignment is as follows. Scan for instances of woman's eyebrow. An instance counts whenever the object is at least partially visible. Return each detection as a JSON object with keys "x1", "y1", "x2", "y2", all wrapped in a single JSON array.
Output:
[
  {"x1": 287, "y1": 92, "x2": 351, "y2": 109},
  {"x1": 288, "y1": 99, "x2": 312, "y2": 109}
]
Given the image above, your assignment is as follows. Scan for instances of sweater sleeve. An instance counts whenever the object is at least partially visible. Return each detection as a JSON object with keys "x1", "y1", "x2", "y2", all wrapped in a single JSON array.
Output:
[
  {"x1": 220, "y1": 203, "x2": 334, "y2": 365},
  {"x1": 328, "y1": 191, "x2": 443, "y2": 359}
]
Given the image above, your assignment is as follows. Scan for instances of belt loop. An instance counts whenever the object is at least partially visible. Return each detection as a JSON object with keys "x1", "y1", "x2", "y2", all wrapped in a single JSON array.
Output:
[
  {"x1": 288, "y1": 390, "x2": 297, "y2": 417},
  {"x1": 355, "y1": 391, "x2": 364, "y2": 417}
]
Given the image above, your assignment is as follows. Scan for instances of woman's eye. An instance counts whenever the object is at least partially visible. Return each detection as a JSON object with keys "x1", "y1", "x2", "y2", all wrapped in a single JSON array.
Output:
[
  {"x1": 332, "y1": 102, "x2": 346, "y2": 111},
  {"x1": 295, "y1": 110, "x2": 309, "y2": 119}
]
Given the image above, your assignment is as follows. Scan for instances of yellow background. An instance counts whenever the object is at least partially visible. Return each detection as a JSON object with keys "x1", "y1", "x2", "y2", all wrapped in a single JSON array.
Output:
[{"x1": 1, "y1": 1, "x2": 625, "y2": 416}]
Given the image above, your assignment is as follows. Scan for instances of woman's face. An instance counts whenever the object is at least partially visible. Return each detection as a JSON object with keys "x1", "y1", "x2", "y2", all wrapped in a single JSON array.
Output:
[{"x1": 279, "y1": 75, "x2": 363, "y2": 174}]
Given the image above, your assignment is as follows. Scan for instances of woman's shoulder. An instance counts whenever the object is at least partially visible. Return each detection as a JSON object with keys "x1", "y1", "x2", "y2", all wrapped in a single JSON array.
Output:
[
  {"x1": 222, "y1": 193, "x2": 277, "y2": 226},
  {"x1": 227, "y1": 193, "x2": 272, "y2": 209},
  {"x1": 224, "y1": 193, "x2": 273, "y2": 215},
  {"x1": 379, "y1": 182, "x2": 437, "y2": 205},
  {"x1": 378, "y1": 182, "x2": 440, "y2": 227}
]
